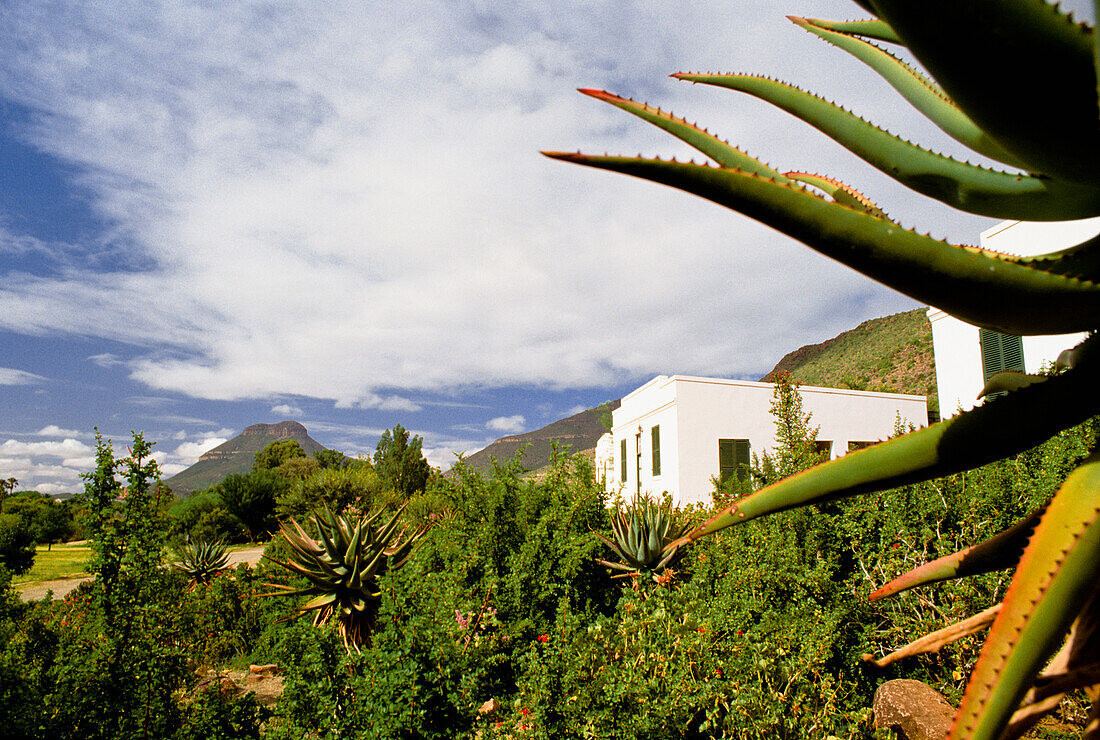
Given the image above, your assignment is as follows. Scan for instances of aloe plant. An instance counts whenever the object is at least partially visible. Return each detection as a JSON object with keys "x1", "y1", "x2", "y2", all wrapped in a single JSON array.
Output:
[
  {"x1": 595, "y1": 497, "x2": 689, "y2": 584},
  {"x1": 263, "y1": 503, "x2": 429, "y2": 650},
  {"x1": 546, "y1": 2, "x2": 1100, "y2": 737},
  {"x1": 173, "y1": 537, "x2": 230, "y2": 588}
]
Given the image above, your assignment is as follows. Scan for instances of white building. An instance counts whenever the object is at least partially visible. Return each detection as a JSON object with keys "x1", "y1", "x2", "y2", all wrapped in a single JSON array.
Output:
[
  {"x1": 595, "y1": 375, "x2": 928, "y2": 507},
  {"x1": 928, "y1": 218, "x2": 1099, "y2": 418}
]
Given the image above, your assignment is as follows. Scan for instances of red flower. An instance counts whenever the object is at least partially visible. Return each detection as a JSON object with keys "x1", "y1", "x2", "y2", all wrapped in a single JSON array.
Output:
[
  {"x1": 537, "y1": 634, "x2": 549, "y2": 643},
  {"x1": 520, "y1": 707, "x2": 530, "y2": 716},
  {"x1": 696, "y1": 627, "x2": 706, "y2": 633},
  {"x1": 715, "y1": 668, "x2": 723, "y2": 677},
  {"x1": 736, "y1": 630, "x2": 744, "y2": 636}
]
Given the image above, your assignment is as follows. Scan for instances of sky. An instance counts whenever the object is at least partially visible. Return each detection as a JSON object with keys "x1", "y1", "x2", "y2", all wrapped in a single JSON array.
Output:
[{"x1": 2, "y1": 1, "x2": 1093, "y2": 494}]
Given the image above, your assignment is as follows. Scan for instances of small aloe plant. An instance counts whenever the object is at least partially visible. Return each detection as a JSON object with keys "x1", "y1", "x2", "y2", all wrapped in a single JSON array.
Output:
[
  {"x1": 547, "y1": 1, "x2": 1100, "y2": 737},
  {"x1": 595, "y1": 496, "x2": 690, "y2": 584},
  {"x1": 174, "y1": 537, "x2": 230, "y2": 588},
  {"x1": 263, "y1": 503, "x2": 429, "y2": 651}
]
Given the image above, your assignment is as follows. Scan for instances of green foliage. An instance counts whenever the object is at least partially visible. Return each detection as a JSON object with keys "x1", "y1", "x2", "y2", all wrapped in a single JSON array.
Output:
[
  {"x1": 38, "y1": 432, "x2": 189, "y2": 739},
  {"x1": 1, "y1": 491, "x2": 78, "y2": 549},
  {"x1": 312, "y1": 448, "x2": 350, "y2": 471},
  {"x1": 174, "y1": 537, "x2": 231, "y2": 587},
  {"x1": 215, "y1": 471, "x2": 286, "y2": 542},
  {"x1": 761, "y1": 372, "x2": 824, "y2": 482},
  {"x1": 373, "y1": 424, "x2": 432, "y2": 498},
  {"x1": 264, "y1": 504, "x2": 429, "y2": 650},
  {"x1": 253, "y1": 439, "x2": 307, "y2": 473},
  {"x1": 167, "y1": 489, "x2": 249, "y2": 545},
  {"x1": 276, "y1": 463, "x2": 397, "y2": 520},
  {"x1": 595, "y1": 495, "x2": 689, "y2": 584},
  {"x1": 0, "y1": 512, "x2": 35, "y2": 575}
]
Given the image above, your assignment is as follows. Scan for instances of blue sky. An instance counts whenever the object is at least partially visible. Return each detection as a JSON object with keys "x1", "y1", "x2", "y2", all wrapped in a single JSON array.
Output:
[{"x1": 3, "y1": 1, "x2": 1091, "y2": 493}]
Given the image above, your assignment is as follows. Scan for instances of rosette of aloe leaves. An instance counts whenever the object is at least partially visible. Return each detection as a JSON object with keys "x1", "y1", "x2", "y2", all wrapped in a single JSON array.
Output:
[{"x1": 545, "y1": 2, "x2": 1100, "y2": 737}]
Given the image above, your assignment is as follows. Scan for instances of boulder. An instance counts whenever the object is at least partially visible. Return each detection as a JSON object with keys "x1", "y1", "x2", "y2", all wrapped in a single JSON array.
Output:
[{"x1": 873, "y1": 679, "x2": 955, "y2": 740}]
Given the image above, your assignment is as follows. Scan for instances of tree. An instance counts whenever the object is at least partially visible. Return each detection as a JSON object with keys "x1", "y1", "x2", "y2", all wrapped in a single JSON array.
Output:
[
  {"x1": 0, "y1": 513, "x2": 34, "y2": 575},
  {"x1": 313, "y1": 448, "x2": 350, "y2": 471},
  {"x1": 253, "y1": 439, "x2": 306, "y2": 472},
  {"x1": 373, "y1": 424, "x2": 431, "y2": 499},
  {"x1": 215, "y1": 471, "x2": 285, "y2": 541},
  {"x1": 763, "y1": 372, "x2": 823, "y2": 482},
  {"x1": 0, "y1": 478, "x2": 16, "y2": 502}
]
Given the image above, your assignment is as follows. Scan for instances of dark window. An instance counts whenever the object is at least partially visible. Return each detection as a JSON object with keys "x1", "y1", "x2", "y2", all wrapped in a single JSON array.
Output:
[
  {"x1": 718, "y1": 439, "x2": 750, "y2": 483},
  {"x1": 620, "y1": 438, "x2": 627, "y2": 483},
  {"x1": 813, "y1": 440, "x2": 833, "y2": 458},
  {"x1": 848, "y1": 441, "x2": 876, "y2": 452},
  {"x1": 979, "y1": 328, "x2": 1025, "y2": 382},
  {"x1": 651, "y1": 425, "x2": 661, "y2": 476}
]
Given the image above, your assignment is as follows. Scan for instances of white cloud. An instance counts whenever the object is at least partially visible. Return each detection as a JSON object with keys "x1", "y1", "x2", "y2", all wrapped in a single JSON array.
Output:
[
  {"x1": 0, "y1": 0, "x2": 1034, "y2": 411},
  {"x1": 36, "y1": 425, "x2": 89, "y2": 438},
  {"x1": 173, "y1": 437, "x2": 226, "y2": 463},
  {"x1": 335, "y1": 393, "x2": 422, "y2": 413},
  {"x1": 88, "y1": 353, "x2": 125, "y2": 368},
  {"x1": 486, "y1": 415, "x2": 525, "y2": 434},
  {"x1": 0, "y1": 368, "x2": 44, "y2": 386},
  {"x1": 271, "y1": 403, "x2": 303, "y2": 417},
  {"x1": 0, "y1": 438, "x2": 94, "y2": 458}
]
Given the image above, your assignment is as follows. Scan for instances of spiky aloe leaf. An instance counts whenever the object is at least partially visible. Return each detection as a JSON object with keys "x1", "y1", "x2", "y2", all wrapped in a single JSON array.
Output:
[
  {"x1": 978, "y1": 372, "x2": 1049, "y2": 399},
  {"x1": 782, "y1": 171, "x2": 887, "y2": 218},
  {"x1": 802, "y1": 17, "x2": 901, "y2": 44},
  {"x1": 948, "y1": 453, "x2": 1100, "y2": 740},
  {"x1": 577, "y1": 89, "x2": 789, "y2": 179},
  {"x1": 870, "y1": 509, "x2": 1043, "y2": 601},
  {"x1": 670, "y1": 73, "x2": 1100, "y2": 220},
  {"x1": 657, "y1": 337, "x2": 1100, "y2": 545},
  {"x1": 790, "y1": 16, "x2": 1027, "y2": 167},
  {"x1": 541, "y1": 152, "x2": 1100, "y2": 335},
  {"x1": 865, "y1": 0, "x2": 1100, "y2": 182}
]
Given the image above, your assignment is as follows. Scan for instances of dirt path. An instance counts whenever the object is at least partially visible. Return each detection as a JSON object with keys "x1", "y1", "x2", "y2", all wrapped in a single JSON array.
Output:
[{"x1": 16, "y1": 545, "x2": 269, "y2": 602}]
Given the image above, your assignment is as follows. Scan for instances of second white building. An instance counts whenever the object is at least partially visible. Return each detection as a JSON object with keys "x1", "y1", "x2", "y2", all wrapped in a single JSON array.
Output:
[{"x1": 595, "y1": 375, "x2": 928, "y2": 507}]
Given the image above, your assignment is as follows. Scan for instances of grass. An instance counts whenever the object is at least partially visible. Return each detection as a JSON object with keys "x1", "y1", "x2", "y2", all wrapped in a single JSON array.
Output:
[
  {"x1": 13, "y1": 541, "x2": 92, "y2": 586},
  {"x1": 13, "y1": 540, "x2": 269, "y2": 589}
]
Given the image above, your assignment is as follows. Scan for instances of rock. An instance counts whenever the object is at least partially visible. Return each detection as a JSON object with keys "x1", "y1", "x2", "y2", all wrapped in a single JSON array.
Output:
[
  {"x1": 249, "y1": 663, "x2": 282, "y2": 676},
  {"x1": 245, "y1": 675, "x2": 284, "y2": 707},
  {"x1": 873, "y1": 679, "x2": 955, "y2": 740},
  {"x1": 479, "y1": 699, "x2": 500, "y2": 714}
]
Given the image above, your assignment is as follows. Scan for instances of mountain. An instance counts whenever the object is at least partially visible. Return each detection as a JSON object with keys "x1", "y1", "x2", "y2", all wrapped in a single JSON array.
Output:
[
  {"x1": 759, "y1": 307, "x2": 937, "y2": 417},
  {"x1": 459, "y1": 403, "x2": 619, "y2": 476},
  {"x1": 165, "y1": 420, "x2": 326, "y2": 495}
]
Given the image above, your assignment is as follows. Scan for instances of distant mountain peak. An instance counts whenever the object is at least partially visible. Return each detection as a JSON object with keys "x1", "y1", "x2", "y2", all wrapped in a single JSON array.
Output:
[
  {"x1": 242, "y1": 420, "x2": 308, "y2": 437},
  {"x1": 168, "y1": 420, "x2": 325, "y2": 495}
]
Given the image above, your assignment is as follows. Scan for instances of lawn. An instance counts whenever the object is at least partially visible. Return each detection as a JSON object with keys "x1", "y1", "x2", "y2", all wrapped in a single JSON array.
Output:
[
  {"x1": 14, "y1": 541, "x2": 267, "y2": 588},
  {"x1": 13, "y1": 541, "x2": 92, "y2": 585}
]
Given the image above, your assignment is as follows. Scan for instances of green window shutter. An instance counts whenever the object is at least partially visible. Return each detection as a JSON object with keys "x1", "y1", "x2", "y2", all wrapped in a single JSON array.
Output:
[
  {"x1": 651, "y1": 425, "x2": 661, "y2": 476},
  {"x1": 979, "y1": 328, "x2": 1025, "y2": 382},
  {"x1": 620, "y1": 438, "x2": 627, "y2": 483},
  {"x1": 719, "y1": 439, "x2": 751, "y2": 483}
]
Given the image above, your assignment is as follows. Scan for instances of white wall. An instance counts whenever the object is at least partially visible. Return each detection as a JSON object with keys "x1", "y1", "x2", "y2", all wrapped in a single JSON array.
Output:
[
  {"x1": 929, "y1": 218, "x2": 1098, "y2": 417},
  {"x1": 607, "y1": 375, "x2": 927, "y2": 508}
]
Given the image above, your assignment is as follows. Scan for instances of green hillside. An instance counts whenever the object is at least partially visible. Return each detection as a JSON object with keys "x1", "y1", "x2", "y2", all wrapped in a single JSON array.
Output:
[
  {"x1": 759, "y1": 307, "x2": 937, "y2": 417},
  {"x1": 459, "y1": 402, "x2": 618, "y2": 476},
  {"x1": 165, "y1": 420, "x2": 326, "y2": 495}
]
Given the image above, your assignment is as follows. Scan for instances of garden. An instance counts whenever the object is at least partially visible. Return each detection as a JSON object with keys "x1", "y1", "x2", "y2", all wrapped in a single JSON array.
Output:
[{"x1": 0, "y1": 374, "x2": 1094, "y2": 738}]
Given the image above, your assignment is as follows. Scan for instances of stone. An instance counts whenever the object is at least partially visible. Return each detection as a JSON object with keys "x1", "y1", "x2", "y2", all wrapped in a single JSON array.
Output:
[
  {"x1": 873, "y1": 679, "x2": 956, "y2": 740},
  {"x1": 479, "y1": 699, "x2": 500, "y2": 714},
  {"x1": 249, "y1": 663, "x2": 282, "y2": 676}
]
